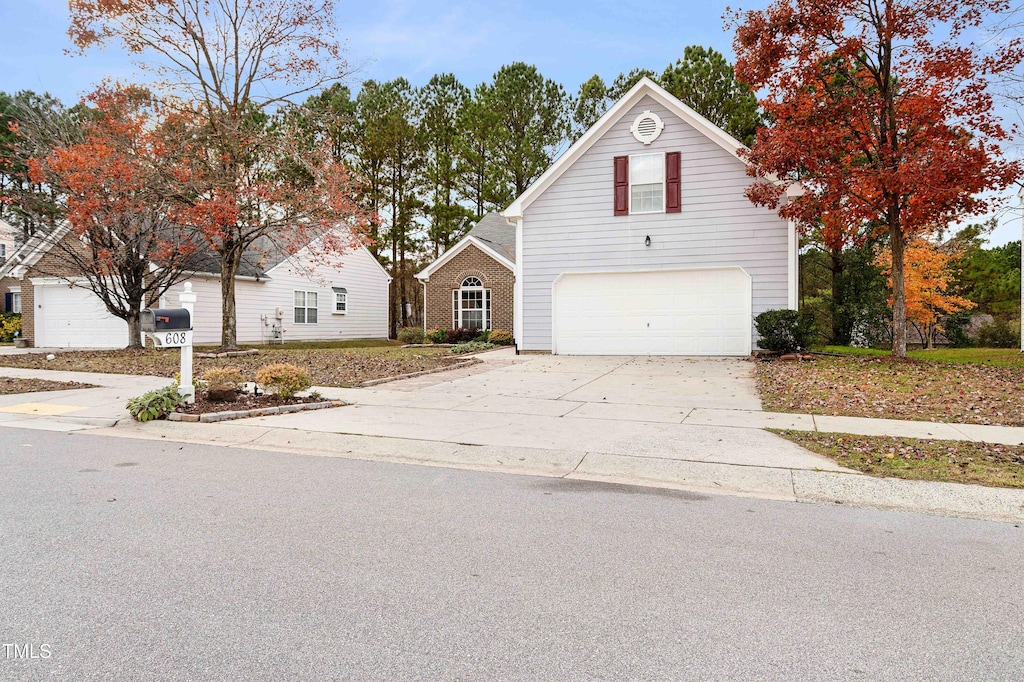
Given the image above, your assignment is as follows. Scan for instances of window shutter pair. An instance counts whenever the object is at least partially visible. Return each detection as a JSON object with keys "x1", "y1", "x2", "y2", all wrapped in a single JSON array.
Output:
[{"x1": 612, "y1": 153, "x2": 681, "y2": 215}]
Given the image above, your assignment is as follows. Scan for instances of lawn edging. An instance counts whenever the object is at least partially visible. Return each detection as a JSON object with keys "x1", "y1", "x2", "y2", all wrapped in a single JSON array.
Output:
[
  {"x1": 358, "y1": 357, "x2": 481, "y2": 387},
  {"x1": 167, "y1": 399, "x2": 344, "y2": 423}
]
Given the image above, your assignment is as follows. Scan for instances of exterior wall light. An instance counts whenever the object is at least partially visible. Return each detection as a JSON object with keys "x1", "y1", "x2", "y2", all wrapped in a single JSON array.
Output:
[{"x1": 645, "y1": 235, "x2": 651, "y2": 247}]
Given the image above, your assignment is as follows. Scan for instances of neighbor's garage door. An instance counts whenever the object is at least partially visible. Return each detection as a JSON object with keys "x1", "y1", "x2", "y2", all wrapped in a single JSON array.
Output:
[
  {"x1": 553, "y1": 267, "x2": 751, "y2": 356},
  {"x1": 35, "y1": 284, "x2": 128, "y2": 348}
]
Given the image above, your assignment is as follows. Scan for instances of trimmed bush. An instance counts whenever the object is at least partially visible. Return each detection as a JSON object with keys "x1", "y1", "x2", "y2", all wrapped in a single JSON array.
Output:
[
  {"x1": 451, "y1": 341, "x2": 496, "y2": 354},
  {"x1": 473, "y1": 330, "x2": 491, "y2": 343},
  {"x1": 976, "y1": 318, "x2": 1020, "y2": 348},
  {"x1": 488, "y1": 329, "x2": 513, "y2": 346},
  {"x1": 444, "y1": 327, "x2": 478, "y2": 344},
  {"x1": 426, "y1": 327, "x2": 447, "y2": 344},
  {"x1": 754, "y1": 309, "x2": 816, "y2": 353},
  {"x1": 397, "y1": 326, "x2": 426, "y2": 344},
  {"x1": 255, "y1": 363, "x2": 312, "y2": 398},
  {"x1": 202, "y1": 367, "x2": 245, "y2": 390},
  {"x1": 0, "y1": 313, "x2": 21, "y2": 342},
  {"x1": 126, "y1": 384, "x2": 184, "y2": 422}
]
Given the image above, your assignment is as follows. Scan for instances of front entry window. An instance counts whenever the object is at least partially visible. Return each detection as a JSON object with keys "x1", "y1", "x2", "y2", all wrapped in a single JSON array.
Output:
[{"x1": 453, "y1": 276, "x2": 491, "y2": 330}]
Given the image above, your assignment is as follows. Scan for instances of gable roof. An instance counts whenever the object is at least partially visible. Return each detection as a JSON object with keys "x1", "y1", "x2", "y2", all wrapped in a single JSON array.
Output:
[
  {"x1": 466, "y1": 212, "x2": 516, "y2": 262},
  {"x1": 415, "y1": 213, "x2": 516, "y2": 281},
  {"x1": 503, "y1": 77, "x2": 748, "y2": 220},
  {"x1": 0, "y1": 222, "x2": 72, "y2": 280}
]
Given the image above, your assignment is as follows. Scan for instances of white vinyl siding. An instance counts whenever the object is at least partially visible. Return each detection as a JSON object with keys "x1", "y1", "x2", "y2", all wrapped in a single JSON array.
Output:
[
  {"x1": 162, "y1": 242, "x2": 390, "y2": 344},
  {"x1": 629, "y1": 153, "x2": 664, "y2": 214},
  {"x1": 519, "y1": 95, "x2": 790, "y2": 352}
]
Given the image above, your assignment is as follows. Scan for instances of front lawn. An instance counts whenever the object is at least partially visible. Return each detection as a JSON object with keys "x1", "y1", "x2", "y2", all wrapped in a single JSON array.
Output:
[
  {"x1": 758, "y1": 350, "x2": 1024, "y2": 426},
  {"x1": 820, "y1": 345, "x2": 1024, "y2": 367},
  {"x1": 775, "y1": 430, "x2": 1024, "y2": 489},
  {"x1": 0, "y1": 342, "x2": 461, "y2": 388},
  {"x1": 0, "y1": 377, "x2": 95, "y2": 395}
]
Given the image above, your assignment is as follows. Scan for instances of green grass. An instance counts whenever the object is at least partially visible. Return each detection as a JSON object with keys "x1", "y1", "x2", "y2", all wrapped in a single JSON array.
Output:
[
  {"x1": 774, "y1": 430, "x2": 1024, "y2": 489},
  {"x1": 818, "y1": 345, "x2": 1024, "y2": 367}
]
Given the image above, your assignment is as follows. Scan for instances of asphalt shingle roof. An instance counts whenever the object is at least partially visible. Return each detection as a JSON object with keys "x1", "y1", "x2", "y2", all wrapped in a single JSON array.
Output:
[{"x1": 467, "y1": 213, "x2": 515, "y2": 262}]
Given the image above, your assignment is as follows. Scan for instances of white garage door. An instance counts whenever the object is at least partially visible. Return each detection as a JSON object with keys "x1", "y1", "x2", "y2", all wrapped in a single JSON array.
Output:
[
  {"x1": 36, "y1": 284, "x2": 129, "y2": 348},
  {"x1": 553, "y1": 267, "x2": 751, "y2": 356}
]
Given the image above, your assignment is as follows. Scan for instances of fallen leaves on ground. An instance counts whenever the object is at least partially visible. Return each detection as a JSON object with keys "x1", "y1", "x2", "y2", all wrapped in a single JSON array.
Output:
[
  {"x1": 0, "y1": 346, "x2": 460, "y2": 388},
  {"x1": 0, "y1": 377, "x2": 96, "y2": 395},
  {"x1": 758, "y1": 356, "x2": 1024, "y2": 426},
  {"x1": 775, "y1": 430, "x2": 1024, "y2": 489}
]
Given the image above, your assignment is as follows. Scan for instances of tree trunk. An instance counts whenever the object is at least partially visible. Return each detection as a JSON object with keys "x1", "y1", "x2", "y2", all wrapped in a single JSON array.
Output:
[
  {"x1": 220, "y1": 254, "x2": 240, "y2": 350},
  {"x1": 890, "y1": 227, "x2": 908, "y2": 358},
  {"x1": 830, "y1": 245, "x2": 844, "y2": 344},
  {"x1": 126, "y1": 312, "x2": 143, "y2": 349}
]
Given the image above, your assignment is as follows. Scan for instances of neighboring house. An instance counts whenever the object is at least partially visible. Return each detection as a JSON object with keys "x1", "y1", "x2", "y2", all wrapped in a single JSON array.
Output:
[
  {"x1": 0, "y1": 225, "x2": 391, "y2": 348},
  {"x1": 503, "y1": 77, "x2": 796, "y2": 356},
  {"x1": 0, "y1": 219, "x2": 16, "y2": 266},
  {"x1": 415, "y1": 212, "x2": 515, "y2": 334}
]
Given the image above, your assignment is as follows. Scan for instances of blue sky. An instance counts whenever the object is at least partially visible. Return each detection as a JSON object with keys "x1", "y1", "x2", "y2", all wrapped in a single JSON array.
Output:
[{"x1": 2, "y1": 0, "x2": 1021, "y2": 244}]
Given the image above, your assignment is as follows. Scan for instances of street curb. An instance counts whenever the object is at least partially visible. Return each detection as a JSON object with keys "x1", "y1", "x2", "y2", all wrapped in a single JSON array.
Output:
[
  {"x1": 358, "y1": 358, "x2": 481, "y2": 387},
  {"x1": 88, "y1": 421, "x2": 1024, "y2": 524}
]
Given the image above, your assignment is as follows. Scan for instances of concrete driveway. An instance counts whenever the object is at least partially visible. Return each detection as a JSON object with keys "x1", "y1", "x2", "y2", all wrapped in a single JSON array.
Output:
[{"x1": 234, "y1": 349, "x2": 841, "y2": 478}]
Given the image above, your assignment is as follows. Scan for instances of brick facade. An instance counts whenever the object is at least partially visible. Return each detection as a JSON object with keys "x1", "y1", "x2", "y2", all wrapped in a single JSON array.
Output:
[
  {"x1": 422, "y1": 243, "x2": 514, "y2": 336},
  {"x1": 4, "y1": 233, "x2": 90, "y2": 346}
]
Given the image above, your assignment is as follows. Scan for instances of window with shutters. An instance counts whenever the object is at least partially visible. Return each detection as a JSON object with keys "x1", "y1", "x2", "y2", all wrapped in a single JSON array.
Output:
[
  {"x1": 293, "y1": 290, "x2": 318, "y2": 324},
  {"x1": 629, "y1": 153, "x2": 665, "y2": 214}
]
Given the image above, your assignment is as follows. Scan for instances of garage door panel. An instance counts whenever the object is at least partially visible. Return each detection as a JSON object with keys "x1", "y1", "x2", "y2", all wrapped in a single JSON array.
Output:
[
  {"x1": 37, "y1": 284, "x2": 129, "y2": 348},
  {"x1": 553, "y1": 268, "x2": 751, "y2": 356}
]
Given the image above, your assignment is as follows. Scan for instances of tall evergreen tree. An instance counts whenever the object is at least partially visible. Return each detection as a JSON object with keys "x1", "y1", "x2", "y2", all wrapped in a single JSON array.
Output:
[
  {"x1": 418, "y1": 74, "x2": 474, "y2": 257},
  {"x1": 660, "y1": 46, "x2": 761, "y2": 146},
  {"x1": 455, "y1": 89, "x2": 508, "y2": 218},
  {"x1": 573, "y1": 74, "x2": 610, "y2": 138},
  {"x1": 480, "y1": 63, "x2": 571, "y2": 197}
]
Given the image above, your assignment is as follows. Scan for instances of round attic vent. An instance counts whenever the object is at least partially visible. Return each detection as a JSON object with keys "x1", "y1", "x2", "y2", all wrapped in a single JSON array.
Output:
[{"x1": 630, "y1": 110, "x2": 664, "y2": 145}]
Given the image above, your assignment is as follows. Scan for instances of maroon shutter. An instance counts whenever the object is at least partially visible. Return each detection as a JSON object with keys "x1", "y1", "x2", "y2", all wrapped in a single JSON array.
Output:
[
  {"x1": 613, "y1": 156, "x2": 629, "y2": 216},
  {"x1": 665, "y1": 151, "x2": 681, "y2": 213}
]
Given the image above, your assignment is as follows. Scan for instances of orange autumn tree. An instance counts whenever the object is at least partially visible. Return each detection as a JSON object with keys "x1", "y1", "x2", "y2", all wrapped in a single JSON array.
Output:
[
  {"x1": 26, "y1": 84, "x2": 204, "y2": 348},
  {"x1": 729, "y1": 0, "x2": 1023, "y2": 358},
  {"x1": 876, "y1": 238, "x2": 975, "y2": 348},
  {"x1": 67, "y1": 0, "x2": 365, "y2": 349}
]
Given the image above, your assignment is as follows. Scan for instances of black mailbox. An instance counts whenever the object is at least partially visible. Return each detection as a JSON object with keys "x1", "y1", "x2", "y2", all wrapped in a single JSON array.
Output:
[{"x1": 140, "y1": 308, "x2": 191, "y2": 333}]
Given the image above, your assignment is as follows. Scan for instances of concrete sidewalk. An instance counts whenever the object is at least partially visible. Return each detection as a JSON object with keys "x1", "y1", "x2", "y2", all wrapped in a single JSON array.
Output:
[
  {"x1": 0, "y1": 366, "x2": 168, "y2": 430},
  {"x1": 93, "y1": 419, "x2": 1024, "y2": 523},
  {"x1": 1, "y1": 361, "x2": 1022, "y2": 522}
]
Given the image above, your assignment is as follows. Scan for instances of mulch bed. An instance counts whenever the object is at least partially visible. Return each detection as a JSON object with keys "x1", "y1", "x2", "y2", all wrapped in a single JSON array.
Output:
[
  {"x1": 176, "y1": 392, "x2": 324, "y2": 416},
  {"x1": 775, "y1": 430, "x2": 1024, "y2": 489},
  {"x1": 0, "y1": 377, "x2": 96, "y2": 395},
  {"x1": 757, "y1": 355, "x2": 1024, "y2": 426}
]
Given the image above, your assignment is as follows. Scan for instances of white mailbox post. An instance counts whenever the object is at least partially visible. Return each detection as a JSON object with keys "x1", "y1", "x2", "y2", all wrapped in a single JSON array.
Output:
[
  {"x1": 178, "y1": 282, "x2": 196, "y2": 404},
  {"x1": 140, "y1": 282, "x2": 197, "y2": 404}
]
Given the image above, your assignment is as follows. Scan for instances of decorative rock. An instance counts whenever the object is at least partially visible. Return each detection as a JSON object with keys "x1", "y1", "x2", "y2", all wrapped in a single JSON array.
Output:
[
  {"x1": 206, "y1": 385, "x2": 238, "y2": 402},
  {"x1": 780, "y1": 354, "x2": 799, "y2": 361}
]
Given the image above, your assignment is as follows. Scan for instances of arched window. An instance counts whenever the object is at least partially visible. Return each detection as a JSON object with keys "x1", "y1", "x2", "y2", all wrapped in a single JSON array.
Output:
[{"x1": 453, "y1": 276, "x2": 490, "y2": 331}]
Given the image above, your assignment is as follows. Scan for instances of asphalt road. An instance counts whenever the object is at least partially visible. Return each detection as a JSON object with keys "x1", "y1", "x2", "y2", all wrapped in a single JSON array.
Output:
[{"x1": 1, "y1": 427, "x2": 1022, "y2": 681}]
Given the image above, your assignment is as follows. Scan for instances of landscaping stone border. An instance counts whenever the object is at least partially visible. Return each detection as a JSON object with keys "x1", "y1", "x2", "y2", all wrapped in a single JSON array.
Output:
[
  {"x1": 359, "y1": 358, "x2": 481, "y2": 387},
  {"x1": 167, "y1": 399, "x2": 344, "y2": 423},
  {"x1": 195, "y1": 349, "x2": 260, "y2": 359}
]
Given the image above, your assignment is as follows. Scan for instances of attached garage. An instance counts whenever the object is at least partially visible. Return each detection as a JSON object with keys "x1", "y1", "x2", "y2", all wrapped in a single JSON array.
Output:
[
  {"x1": 34, "y1": 282, "x2": 129, "y2": 348},
  {"x1": 552, "y1": 267, "x2": 751, "y2": 356}
]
